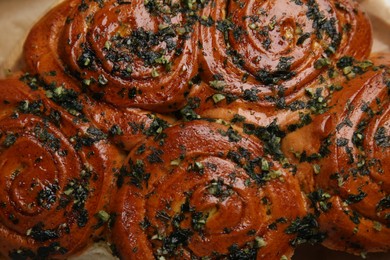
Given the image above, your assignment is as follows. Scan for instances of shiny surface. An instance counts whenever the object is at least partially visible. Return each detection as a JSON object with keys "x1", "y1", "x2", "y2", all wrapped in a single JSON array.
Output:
[
  {"x1": 111, "y1": 120, "x2": 307, "y2": 259},
  {"x1": 1, "y1": 1, "x2": 388, "y2": 257},
  {"x1": 23, "y1": 0, "x2": 178, "y2": 150},
  {"x1": 25, "y1": 0, "x2": 199, "y2": 113},
  {"x1": 192, "y1": 0, "x2": 372, "y2": 128},
  {"x1": 282, "y1": 55, "x2": 390, "y2": 255},
  {"x1": 78, "y1": 93, "x2": 175, "y2": 151},
  {"x1": 0, "y1": 77, "x2": 124, "y2": 258}
]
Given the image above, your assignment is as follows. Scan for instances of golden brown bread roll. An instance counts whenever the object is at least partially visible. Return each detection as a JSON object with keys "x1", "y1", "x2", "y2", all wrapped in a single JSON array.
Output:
[
  {"x1": 282, "y1": 54, "x2": 390, "y2": 255},
  {"x1": 24, "y1": 0, "x2": 199, "y2": 113},
  {"x1": 0, "y1": 76, "x2": 124, "y2": 259},
  {"x1": 23, "y1": 0, "x2": 178, "y2": 151},
  {"x1": 0, "y1": 0, "x2": 388, "y2": 259},
  {"x1": 188, "y1": 0, "x2": 372, "y2": 129},
  {"x1": 110, "y1": 120, "x2": 309, "y2": 259}
]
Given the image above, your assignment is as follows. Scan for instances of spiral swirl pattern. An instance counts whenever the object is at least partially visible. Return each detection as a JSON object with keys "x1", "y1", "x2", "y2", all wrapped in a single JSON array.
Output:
[
  {"x1": 25, "y1": 0, "x2": 199, "y2": 113},
  {"x1": 190, "y1": 0, "x2": 371, "y2": 127},
  {"x1": 282, "y1": 57, "x2": 390, "y2": 254},
  {"x1": 110, "y1": 120, "x2": 307, "y2": 259},
  {"x1": 315, "y1": 63, "x2": 390, "y2": 254},
  {"x1": 10, "y1": 0, "x2": 390, "y2": 258},
  {"x1": 0, "y1": 78, "x2": 124, "y2": 259}
]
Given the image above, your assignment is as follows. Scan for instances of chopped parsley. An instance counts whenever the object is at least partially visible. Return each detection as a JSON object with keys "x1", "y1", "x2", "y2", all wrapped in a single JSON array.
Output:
[
  {"x1": 308, "y1": 189, "x2": 332, "y2": 213},
  {"x1": 2, "y1": 133, "x2": 18, "y2": 147},
  {"x1": 345, "y1": 190, "x2": 367, "y2": 205},
  {"x1": 374, "y1": 127, "x2": 390, "y2": 148},
  {"x1": 37, "y1": 183, "x2": 60, "y2": 210},
  {"x1": 118, "y1": 160, "x2": 150, "y2": 189},
  {"x1": 285, "y1": 214, "x2": 326, "y2": 247},
  {"x1": 27, "y1": 222, "x2": 59, "y2": 242}
]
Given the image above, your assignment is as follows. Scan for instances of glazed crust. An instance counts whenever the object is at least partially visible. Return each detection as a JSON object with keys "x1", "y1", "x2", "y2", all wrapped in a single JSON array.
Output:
[
  {"x1": 24, "y1": 0, "x2": 199, "y2": 113},
  {"x1": 1, "y1": 0, "x2": 388, "y2": 259},
  {"x1": 0, "y1": 77, "x2": 124, "y2": 259},
  {"x1": 282, "y1": 55, "x2": 390, "y2": 254},
  {"x1": 23, "y1": 0, "x2": 179, "y2": 151},
  {"x1": 110, "y1": 120, "x2": 307, "y2": 259},
  {"x1": 190, "y1": 0, "x2": 372, "y2": 128}
]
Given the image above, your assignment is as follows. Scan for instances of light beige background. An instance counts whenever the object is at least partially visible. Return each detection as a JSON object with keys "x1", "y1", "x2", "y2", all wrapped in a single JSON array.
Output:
[
  {"x1": 0, "y1": 0, "x2": 58, "y2": 70},
  {"x1": 0, "y1": 0, "x2": 389, "y2": 259}
]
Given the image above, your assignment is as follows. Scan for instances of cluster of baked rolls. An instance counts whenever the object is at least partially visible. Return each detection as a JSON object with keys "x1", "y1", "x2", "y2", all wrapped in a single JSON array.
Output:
[{"x1": 0, "y1": 0, "x2": 388, "y2": 259}]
